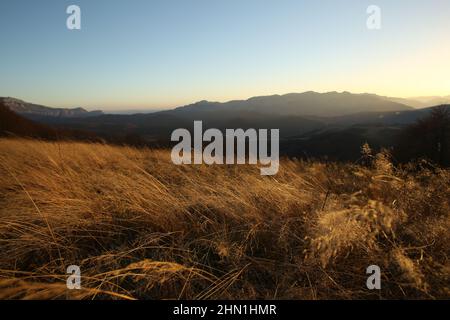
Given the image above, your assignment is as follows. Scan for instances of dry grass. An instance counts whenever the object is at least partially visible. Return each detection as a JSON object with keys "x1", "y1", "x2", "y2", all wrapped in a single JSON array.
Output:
[{"x1": 0, "y1": 138, "x2": 448, "y2": 300}]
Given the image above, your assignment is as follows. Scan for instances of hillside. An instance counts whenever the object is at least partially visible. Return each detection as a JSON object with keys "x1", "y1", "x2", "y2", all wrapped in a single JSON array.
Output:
[
  {"x1": 0, "y1": 101, "x2": 99, "y2": 141},
  {"x1": 0, "y1": 139, "x2": 448, "y2": 299},
  {"x1": 0, "y1": 102, "x2": 57, "y2": 138},
  {"x1": 25, "y1": 108, "x2": 325, "y2": 140}
]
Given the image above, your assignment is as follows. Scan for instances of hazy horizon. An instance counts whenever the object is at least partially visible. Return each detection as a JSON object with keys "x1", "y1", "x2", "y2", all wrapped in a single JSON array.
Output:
[
  {"x1": 1, "y1": 0, "x2": 449, "y2": 110},
  {"x1": 3, "y1": 90, "x2": 450, "y2": 113}
]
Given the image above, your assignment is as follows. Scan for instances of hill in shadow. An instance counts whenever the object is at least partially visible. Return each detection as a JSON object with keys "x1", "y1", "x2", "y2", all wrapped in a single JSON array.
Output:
[
  {"x1": 0, "y1": 103, "x2": 58, "y2": 138},
  {"x1": 0, "y1": 101, "x2": 98, "y2": 141}
]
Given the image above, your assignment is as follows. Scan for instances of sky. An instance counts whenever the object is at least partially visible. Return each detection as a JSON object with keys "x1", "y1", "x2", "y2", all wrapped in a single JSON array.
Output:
[{"x1": 0, "y1": 0, "x2": 449, "y2": 111}]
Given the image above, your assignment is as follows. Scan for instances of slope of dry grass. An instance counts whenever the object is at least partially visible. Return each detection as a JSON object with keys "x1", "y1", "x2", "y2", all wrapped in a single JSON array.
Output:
[{"x1": 0, "y1": 138, "x2": 448, "y2": 299}]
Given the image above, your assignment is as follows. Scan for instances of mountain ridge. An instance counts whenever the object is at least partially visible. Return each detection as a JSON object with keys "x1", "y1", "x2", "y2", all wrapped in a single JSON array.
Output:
[
  {"x1": 2, "y1": 93, "x2": 449, "y2": 161},
  {"x1": 0, "y1": 97, "x2": 103, "y2": 118},
  {"x1": 171, "y1": 91, "x2": 414, "y2": 117}
]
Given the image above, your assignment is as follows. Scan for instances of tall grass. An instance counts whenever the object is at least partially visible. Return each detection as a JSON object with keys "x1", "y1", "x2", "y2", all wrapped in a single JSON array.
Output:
[{"x1": 0, "y1": 138, "x2": 448, "y2": 299}]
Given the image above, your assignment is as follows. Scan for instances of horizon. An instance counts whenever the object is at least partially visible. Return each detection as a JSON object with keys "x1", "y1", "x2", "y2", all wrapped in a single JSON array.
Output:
[
  {"x1": 3, "y1": 90, "x2": 450, "y2": 112},
  {"x1": 1, "y1": 0, "x2": 449, "y2": 110}
]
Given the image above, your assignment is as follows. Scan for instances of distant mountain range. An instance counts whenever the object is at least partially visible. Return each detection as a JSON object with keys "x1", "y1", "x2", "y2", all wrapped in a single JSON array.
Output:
[
  {"x1": 2, "y1": 91, "x2": 449, "y2": 161},
  {"x1": 0, "y1": 97, "x2": 103, "y2": 118},
  {"x1": 396, "y1": 96, "x2": 450, "y2": 108},
  {"x1": 4, "y1": 92, "x2": 450, "y2": 120},
  {"x1": 172, "y1": 91, "x2": 413, "y2": 117},
  {"x1": 0, "y1": 92, "x2": 405, "y2": 138}
]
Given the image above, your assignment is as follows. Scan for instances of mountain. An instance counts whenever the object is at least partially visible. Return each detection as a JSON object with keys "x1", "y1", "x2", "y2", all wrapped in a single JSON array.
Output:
[
  {"x1": 0, "y1": 91, "x2": 420, "y2": 144},
  {"x1": 327, "y1": 104, "x2": 450, "y2": 126},
  {"x1": 407, "y1": 96, "x2": 450, "y2": 108},
  {"x1": 172, "y1": 91, "x2": 413, "y2": 117},
  {"x1": 2, "y1": 91, "x2": 413, "y2": 121},
  {"x1": 384, "y1": 96, "x2": 450, "y2": 108},
  {"x1": 0, "y1": 97, "x2": 103, "y2": 118},
  {"x1": 0, "y1": 100, "x2": 98, "y2": 141},
  {"x1": 0, "y1": 102, "x2": 58, "y2": 138},
  {"x1": 382, "y1": 97, "x2": 426, "y2": 108},
  {"x1": 2, "y1": 93, "x2": 447, "y2": 162}
]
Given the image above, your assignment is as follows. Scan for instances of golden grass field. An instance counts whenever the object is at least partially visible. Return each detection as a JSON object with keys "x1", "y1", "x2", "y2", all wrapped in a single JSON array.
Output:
[{"x1": 0, "y1": 138, "x2": 448, "y2": 299}]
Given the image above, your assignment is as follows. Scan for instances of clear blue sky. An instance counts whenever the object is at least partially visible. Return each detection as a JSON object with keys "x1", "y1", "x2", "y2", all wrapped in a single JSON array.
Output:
[{"x1": 0, "y1": 0, "x2": 449, "y2": 110}]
